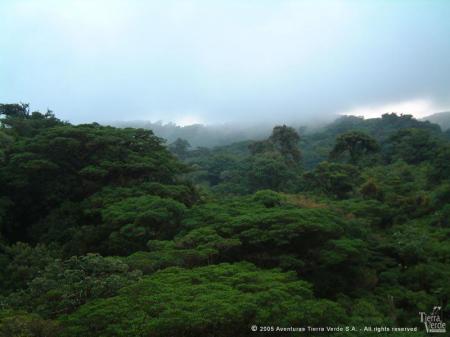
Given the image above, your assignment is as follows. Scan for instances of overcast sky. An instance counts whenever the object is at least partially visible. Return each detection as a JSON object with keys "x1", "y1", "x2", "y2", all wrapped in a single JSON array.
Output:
[{"x1": 1, "y1": 0, "x2": 449, "y2": 125}]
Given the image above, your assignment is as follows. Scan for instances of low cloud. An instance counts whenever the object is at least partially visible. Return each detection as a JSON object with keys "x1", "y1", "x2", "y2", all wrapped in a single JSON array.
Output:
[{"x1": 1, "y1": 0, "x2": 449, "y2": 125}]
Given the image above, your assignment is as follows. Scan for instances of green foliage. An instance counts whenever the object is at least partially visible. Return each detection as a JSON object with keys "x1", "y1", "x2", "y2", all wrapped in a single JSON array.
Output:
[
  {"x1": 387, "y1": 128, "x2": 439, "y2": 164},
  {"x1": 253, "y1": 189, "x2": 284, "y2": 207},
  {"x1": 0, "y1": 103, "x2": 65, "y2": 137},
  {"x1": 330, "y1": 131, "x2": 379, "y2": 164},
  {"x1": 3, "y1": 254, "x2": 141, "y2": 318},
  {"x1": 61, "y1": 263, "x2": 345, "y2": 337},
  {"x1": 1, "y1": 106, "x2": 449, "y2": 336},
  {"x1": 0, "y1": 310, "x2": 61, "y2": 337},
  {"x1": 303, "y1": 161, "x2": 360, "y2": 198},
  {"x1": 125, "y1": 227, "x2": 242, "y2": 273},
  {"x1": 168, "y1": 137, "x2": 191, "y2": 159},
  {"x1": 428, "y1": 145, "x2": 450, "y2": 182},
  {"x1": 268, "y1": 125, "x2": 302, "y2": 164},
  {"x1": 249, "y1": 125, "x2": 301, "y2": 165},
  {"x1": 101, "y1": 195, "x2": 187, "y2": 254},
  {"x1": 0, "y1": 131, "x2": 13, "y2": 164},
  {"x1": 247, "y1": 152, "x2": 300, "y2": 192},
  {"x1": 0, "y1": 119, "x2": 193, "y2": 246},
  {"x1": 0, "y1": 243, "x2": 61, "y2": 294}
]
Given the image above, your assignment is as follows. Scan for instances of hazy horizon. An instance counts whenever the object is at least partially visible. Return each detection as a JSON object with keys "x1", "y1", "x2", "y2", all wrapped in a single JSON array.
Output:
[{"x1": 1, "y1": 0, "x2": 450, "y2": 125}]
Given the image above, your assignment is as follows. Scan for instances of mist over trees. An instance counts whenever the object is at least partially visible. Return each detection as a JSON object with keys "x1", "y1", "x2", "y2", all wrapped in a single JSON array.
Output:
[
  {"x1": 421, "y1": 111, "x2": 450, "y2": 131},
  {"x1": 109, "y1": 118, "x2": 333, "y2": 148},
  {"x1": 0, "y1": 103, "x2": 449, "y2": 336}
]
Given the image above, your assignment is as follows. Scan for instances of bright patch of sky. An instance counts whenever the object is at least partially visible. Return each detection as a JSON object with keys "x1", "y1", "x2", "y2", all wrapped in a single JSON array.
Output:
[{"x1": 340, "y1": 98, "x2": 448, "y2": 119}]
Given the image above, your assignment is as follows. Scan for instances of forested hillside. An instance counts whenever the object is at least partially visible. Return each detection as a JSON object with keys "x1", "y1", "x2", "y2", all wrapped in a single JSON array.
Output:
[
  {"x1": 422, "y1": 111, "x2": 450, "y2": 131},
  {"x1": 0, "y1": 103, "x2": 449, "y2": 336}
]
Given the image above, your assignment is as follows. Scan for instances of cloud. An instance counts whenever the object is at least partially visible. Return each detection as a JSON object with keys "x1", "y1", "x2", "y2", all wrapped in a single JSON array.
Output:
[{"x1": 0, "y1": 0, "x2": 449, "y2": 125}]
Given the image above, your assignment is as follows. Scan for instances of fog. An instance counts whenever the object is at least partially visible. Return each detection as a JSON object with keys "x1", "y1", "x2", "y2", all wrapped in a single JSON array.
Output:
[{"x1": 1, "y1": 0, "x2": 450, "y2": 125}]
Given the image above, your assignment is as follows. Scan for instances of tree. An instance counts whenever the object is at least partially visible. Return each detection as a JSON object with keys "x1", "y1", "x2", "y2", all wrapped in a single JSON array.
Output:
[
  {"x1": 0, "y1": 123, "x2": 190, "y2": 243},
  {"x1": 61, "y1": 263, "x2": 345, "y2": 337},
  {"x1": 303, "y1": 161, "x2": 360, "y2": 198},
  {"x1": 269, "y1": 125, "x2": 302, "y2": 164},
  {"x1": 0, "y1": 311, "x2": 61, "y2": 337},
  {"x1": 387, "y1": 128, "x2": 438, "y2": 164},
  {"x1": 0, "y1": 130, "x2": 13, "y2": 163},
  {"x1": 0, "y1": 103, "x2": 64, "y2": 137},
  {"x1": 100, "y1": 195, "x2": 187, "y2": 254},
  {"x1": 4, "y1": 254, "x2": 141, "y2": 318},
  {"x1": 330, "y1": 131, "x2": 379, "y2": 164},
  {"x1": 1, "y1": 103, "x2": 450, "y2": 336},
  {"x1": 168, "y1": 138, "x2": 191, "y2": 159},
  {"x1": 0, "y1": 103, "x2": 29, "y2": 119},
  {"x1": 249, "y1": 125, "x2": 301, "y2": 165},
  {"x1": 429, "y1": 145, "x2": 450, "y2": 182},
  {"x1": 0, "y1": 242, "x2": 61, "y2": 294},
  {"x1": 247, "y1": 152, "x2": 299, "y2": 192}
]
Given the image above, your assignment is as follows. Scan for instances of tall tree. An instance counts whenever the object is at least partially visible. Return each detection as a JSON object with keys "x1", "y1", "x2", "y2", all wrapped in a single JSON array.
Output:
[
  {"x1": 330, "y1": 131, "x2": 379, "y2": 164},
  {"x1": 168, "y1": 138, "x2": 191, "y2": 159},
  {"x1": 269, "y1": 125, "x2": 302, "y2": 164},
  {"x1": 249, "y1": 125, "x2": 301, "y2": 165}
]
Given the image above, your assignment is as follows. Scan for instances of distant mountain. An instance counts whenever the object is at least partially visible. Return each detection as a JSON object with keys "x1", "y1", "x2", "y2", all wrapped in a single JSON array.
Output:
[{"x1": 421, "y1": 111, "x2": 450, "y2": 131}]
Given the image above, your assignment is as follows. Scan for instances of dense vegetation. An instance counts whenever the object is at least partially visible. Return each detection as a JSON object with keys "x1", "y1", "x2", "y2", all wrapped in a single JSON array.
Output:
[{"x1": 0, "y1": 103, "x2": 449, "y2": 336}]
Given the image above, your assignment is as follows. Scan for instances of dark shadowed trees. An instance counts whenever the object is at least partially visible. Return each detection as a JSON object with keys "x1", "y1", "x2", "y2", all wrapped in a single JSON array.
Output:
[{"x1": 330, "y1": 131, "x2": 379, "y2": 164}]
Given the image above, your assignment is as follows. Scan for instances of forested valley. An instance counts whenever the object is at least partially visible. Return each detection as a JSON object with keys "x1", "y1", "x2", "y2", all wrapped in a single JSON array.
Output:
[{"x1": 0, "y1": 103, "x2": 449, "y2": 337}]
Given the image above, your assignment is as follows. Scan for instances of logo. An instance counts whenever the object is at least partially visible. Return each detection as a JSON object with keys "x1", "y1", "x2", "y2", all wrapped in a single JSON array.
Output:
[{"x1": 419, "y1": 306, "x2": 446, "y2": 333}]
